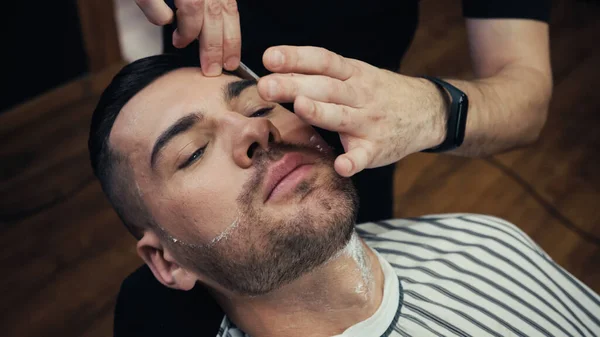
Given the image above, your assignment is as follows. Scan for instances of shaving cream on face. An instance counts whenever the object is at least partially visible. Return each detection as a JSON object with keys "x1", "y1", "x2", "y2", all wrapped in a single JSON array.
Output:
[
  {"x1": 208, "y1": 216, "x2": 240, "y2": 246},
  {"x1": 163, "y1": 214, "x2": 241, "y2": 249},
  {"x1": 308, "y1": 135, "x2": 330, "y2": 154}
]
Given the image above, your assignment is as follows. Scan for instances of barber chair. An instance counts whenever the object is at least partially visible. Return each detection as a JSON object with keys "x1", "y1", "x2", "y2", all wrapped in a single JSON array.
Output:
[{"x1": 113, "y1": 265, "x2": 224, "y2": 337}]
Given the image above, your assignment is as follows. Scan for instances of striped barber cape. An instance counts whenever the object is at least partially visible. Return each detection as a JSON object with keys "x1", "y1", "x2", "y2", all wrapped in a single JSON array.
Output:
[{"x1": 218, "y1": 213, "x2": 600, "y2": 337}]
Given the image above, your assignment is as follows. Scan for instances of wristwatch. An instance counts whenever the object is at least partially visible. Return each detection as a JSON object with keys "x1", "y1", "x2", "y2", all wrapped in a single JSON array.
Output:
[{"x1": 421, "y1": 76, "x2": 469, "y2": 153}]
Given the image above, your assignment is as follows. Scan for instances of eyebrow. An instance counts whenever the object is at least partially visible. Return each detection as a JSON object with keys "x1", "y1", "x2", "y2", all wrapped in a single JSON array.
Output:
[
  {"x1": 149, "y1": 79, "x2": 258, "y2": 170},
  {"x1": 150, "y1": 113, "x2": 202, "y2": 169},
  {"x1": 225, "y1": 79, "x2": 257, "y2": 102}
]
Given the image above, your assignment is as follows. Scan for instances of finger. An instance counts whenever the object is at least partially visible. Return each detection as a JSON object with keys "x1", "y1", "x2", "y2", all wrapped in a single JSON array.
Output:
[
  {"x1": 199, "y1": 0, "x2": 224, "y2": 76},
  {"x1": 136, "y1": 0, "x2": 174, "y2": 25},
  {"x1": 263, "y1": 46, "x2": 354, "y2": 81},
  {"x1": 258, "y1": 74, "x2": 359, "y2": 107},
  {"x1": 221, "y1": 0, "x2": 241, "y2": 71},
  {"x1": 293, "y1": 96, "x2": 361, "y2": 134},
  {"x1": 335, "y1": 145, "x2": 371, "y2": 177},
  {"x1": 172, "y1": 0, "x2": 205, "y2": 48}
]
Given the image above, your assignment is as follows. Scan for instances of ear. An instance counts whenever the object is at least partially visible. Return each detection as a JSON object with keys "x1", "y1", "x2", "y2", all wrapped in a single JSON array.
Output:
[{"x1": 136, "y1": 231, "x2": 197, "y2": 291}]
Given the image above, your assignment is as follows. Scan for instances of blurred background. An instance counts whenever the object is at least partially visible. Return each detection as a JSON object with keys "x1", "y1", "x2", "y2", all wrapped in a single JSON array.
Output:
[{"x1": 1, "y1": 0, "x2": 599, "y2": 336}]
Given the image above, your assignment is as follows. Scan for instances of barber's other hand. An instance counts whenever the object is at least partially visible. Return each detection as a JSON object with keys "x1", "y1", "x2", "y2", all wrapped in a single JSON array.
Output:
[
  {"x1": 257, "y1": 46, "x2": 447, "y2": 177},
  {"x1": 135, "y1": 0, "x2": 241, "y2": 76}
]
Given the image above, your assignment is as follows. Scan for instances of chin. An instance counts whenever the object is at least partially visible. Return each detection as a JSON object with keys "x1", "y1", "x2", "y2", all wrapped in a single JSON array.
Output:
[
  {"x1": 198, "y1": 170, "x2": 358, "y2": 296},
  {"x1": 287, "y1": 181, "x2": 358, "y2": 229}
]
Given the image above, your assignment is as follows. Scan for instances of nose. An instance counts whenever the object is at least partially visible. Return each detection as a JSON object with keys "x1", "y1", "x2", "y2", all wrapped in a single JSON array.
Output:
[{"x1": 232, "y1": 117, "x2": 282, "y2": 168}]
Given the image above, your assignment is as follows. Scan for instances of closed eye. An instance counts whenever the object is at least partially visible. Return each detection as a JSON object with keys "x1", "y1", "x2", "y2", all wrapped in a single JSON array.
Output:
[
  {"x1": 177, "y1": 107, "x2": 273, "y2": 170},
  {"x1": 250, "y1": 106, "x2": 275, "y2": 118},
  {"x1": 179, "y1": 145, "x2": 207, "y2": 169}
]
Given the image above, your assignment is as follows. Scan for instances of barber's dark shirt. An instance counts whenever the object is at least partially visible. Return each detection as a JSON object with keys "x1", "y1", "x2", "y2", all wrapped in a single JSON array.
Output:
[
  {"x1": 119, "y1": 2, "x2": 552, "y2": 336},
  {"x1": 235, "y1": 0, "x2": 550, "y2": 76}
]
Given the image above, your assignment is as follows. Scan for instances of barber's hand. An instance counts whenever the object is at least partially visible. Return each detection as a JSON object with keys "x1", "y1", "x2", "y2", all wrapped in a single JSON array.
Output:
[
  {"x1": 135, "y1": 0, "x2": 241, "y2": 76},
  {"x1": 257, "y1": 46, "x2": 448, "y2": 177}
]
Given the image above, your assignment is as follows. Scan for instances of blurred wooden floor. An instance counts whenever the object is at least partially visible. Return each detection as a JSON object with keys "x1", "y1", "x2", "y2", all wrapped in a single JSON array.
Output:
[{"x1": 1, "y1": 1, "x2": 599, "y2": 336}]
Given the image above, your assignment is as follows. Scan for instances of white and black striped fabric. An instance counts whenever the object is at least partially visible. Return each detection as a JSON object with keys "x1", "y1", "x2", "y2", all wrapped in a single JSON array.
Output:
[{"x1": 218, "y1": 213, "x2": 600, "y2": 337}]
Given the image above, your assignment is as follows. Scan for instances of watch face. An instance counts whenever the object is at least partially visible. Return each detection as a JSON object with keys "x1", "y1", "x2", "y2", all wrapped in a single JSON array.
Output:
[
  {"x1": 420, "y1": 76, "x2": 468, "y2": 152},
  {"x1": 460, "y1": 94, "x2": 469, "y2": 112},
  {"x1": 455, "y1": 93, "x2": 468, "y2": 147}
]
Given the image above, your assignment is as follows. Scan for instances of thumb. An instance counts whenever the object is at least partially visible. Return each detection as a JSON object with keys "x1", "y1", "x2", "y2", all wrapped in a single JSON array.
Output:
[{"x1": 334, "y1": 145, "x2": 371, "y2": 177}]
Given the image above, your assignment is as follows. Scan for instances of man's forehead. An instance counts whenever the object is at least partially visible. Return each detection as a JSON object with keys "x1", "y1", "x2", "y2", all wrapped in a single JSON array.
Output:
[{"x1": 109, "y1": 68, "x2": 240, "y2": 158}]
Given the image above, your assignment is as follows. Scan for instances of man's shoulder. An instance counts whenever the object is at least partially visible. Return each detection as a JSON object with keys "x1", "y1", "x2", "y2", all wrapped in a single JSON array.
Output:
[
  {"x1": 357, "y1": 213, "x2": 522, "y2": 233},
  {"x1": 364, "y1": 214, "x2": 600, "y2": 335},
  {"x1": 357, "y1": 213, "x2": 548, "y2": 258}
]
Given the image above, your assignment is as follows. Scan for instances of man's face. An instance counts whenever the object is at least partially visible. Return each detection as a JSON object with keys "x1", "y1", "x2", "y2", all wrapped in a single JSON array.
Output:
[{"x1": 110, "y1": 68, "x2": 357, "y2": 295}]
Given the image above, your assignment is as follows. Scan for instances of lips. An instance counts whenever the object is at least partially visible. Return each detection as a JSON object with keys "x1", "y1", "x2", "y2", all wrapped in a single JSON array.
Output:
[{"x1": 263, "y1": 152, "x2": 314, "y2": 202}]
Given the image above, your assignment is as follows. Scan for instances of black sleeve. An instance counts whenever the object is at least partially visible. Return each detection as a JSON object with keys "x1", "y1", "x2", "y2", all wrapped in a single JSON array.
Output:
[{"x1": 462, "y1": 0, "x2": 551, "y2": 23}]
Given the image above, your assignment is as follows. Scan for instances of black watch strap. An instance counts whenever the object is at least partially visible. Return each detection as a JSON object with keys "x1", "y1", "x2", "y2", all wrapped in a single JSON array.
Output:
[{"x1": 421, "y1": 76, "x2": 469, "y2": 153}]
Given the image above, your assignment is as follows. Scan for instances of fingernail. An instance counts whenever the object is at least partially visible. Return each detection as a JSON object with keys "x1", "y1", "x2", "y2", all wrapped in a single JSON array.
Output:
[
  {"x1": 341, "y1": 157, "x2": 353, "y2": 174},
  {"x1": 172, "y1": 31, "x2": 181, "y2": 48},
  {"x1": 225, "y1": 56, "x2": 239, "y2": 70},
  {"x1": 267, "y1": 79, "x2": 278, "y2": 98},
  {"x1": 308, "y1": 99, "x2": 316, "y2": 113},
  {"x1": 269, "y1": 50, "x2": 284, "y2": 68},
  {"x1": 206, "y1": 63, "x2": 222, "y2": 76}
]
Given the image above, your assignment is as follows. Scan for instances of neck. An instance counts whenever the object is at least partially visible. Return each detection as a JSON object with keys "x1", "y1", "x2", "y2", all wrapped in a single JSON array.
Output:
[{"x1": 215, "y1": 232, "x2": 385, "y2": 337}]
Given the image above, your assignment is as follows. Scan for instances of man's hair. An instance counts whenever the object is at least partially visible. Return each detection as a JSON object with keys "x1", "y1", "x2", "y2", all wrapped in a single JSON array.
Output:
[{"x1": 88, "y1": 54, "x2": 230, "y2": 239}]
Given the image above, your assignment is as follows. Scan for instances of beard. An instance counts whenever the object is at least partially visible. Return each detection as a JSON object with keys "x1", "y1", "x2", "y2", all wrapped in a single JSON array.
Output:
[{"x1": 167, "y1": 141, "x2": 359, "y2": 296}]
